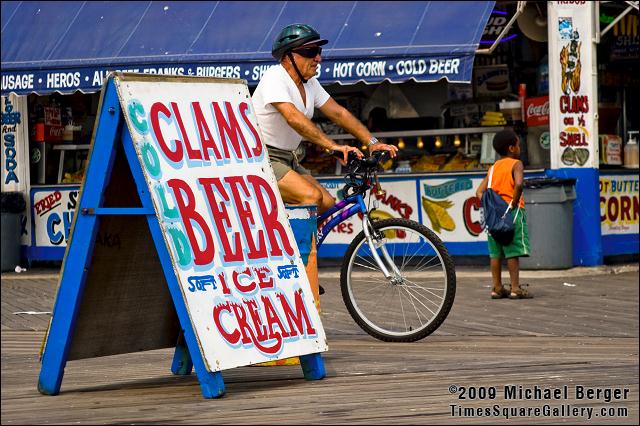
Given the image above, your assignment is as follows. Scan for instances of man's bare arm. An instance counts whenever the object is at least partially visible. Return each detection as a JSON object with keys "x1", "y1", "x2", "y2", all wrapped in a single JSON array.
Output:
[
  {"x1": 318, "y1": 98, "x2": 371, "y2": 144},
  {"x1": 272, "y1": 101, "x2": 362, "y2": 162},
  {"x1": 319, "y1": 98, "x2": 397, "y2": 157}
]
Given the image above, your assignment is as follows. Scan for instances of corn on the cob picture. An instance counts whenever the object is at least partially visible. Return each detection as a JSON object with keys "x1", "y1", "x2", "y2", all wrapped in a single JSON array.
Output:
[{"x1": 421, "y1": 196, "x2": 455, "y2": 233}]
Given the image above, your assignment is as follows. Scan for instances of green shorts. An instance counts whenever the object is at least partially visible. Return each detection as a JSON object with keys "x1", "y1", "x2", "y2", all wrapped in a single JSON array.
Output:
[
  {"x1": 488, "y1": 208, "x2": 530, "y2": 259},
  {"x1": 266, "y1": 145, "x2": 311, "y2": 181}
]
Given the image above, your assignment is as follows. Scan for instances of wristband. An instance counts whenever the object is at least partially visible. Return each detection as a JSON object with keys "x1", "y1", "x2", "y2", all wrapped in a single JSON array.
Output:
[{"x1": 368, "y1": 136, "x2": 379, "y2": 147}]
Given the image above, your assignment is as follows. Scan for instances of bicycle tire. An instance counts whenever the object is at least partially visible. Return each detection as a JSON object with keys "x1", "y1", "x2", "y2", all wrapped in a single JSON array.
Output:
[{"x1": 340, "y1": 218, "x2": 456, "y2": 342}]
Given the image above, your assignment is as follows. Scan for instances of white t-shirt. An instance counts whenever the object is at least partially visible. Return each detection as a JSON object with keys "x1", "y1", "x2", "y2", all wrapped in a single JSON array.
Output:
[{"x1": 252, "y1": 65, "x2": 330, "y2": 151}]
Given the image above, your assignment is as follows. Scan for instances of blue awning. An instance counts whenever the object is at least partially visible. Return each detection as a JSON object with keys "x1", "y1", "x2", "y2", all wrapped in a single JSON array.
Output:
[{"x1": 1, "y1": 1, "x2": 494, "y2": 95}]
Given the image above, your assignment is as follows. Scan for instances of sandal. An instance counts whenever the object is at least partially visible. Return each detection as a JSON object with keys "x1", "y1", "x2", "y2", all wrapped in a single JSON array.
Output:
[
  {"x1": 491, "y1": 287, "x2": 510, "y2": 299},
  {"x1": 509, "y1": 286, "x2": 533, "y2": 299}
]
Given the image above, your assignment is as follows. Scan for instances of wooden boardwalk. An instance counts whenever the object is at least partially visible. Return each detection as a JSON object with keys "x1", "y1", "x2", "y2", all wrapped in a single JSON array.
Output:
[{"x1": 1, "y1": 268, "x2": 638, "y2": 424}]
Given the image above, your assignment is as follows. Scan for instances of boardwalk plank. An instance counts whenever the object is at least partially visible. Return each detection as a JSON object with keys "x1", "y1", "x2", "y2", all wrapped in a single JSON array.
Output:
[{"x1": 1, "y1": 270, "x2": 638, "y2": 424}]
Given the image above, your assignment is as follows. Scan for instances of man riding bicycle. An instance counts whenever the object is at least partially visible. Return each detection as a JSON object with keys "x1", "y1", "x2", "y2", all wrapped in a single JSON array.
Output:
[{"x1": 252, "y1": 23, "x2": 397, "y2": 214}]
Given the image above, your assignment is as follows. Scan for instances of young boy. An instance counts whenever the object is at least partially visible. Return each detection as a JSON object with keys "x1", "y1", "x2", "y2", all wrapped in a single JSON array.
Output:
[{"x1": 476, "y1": 129, "x2": 533, "y2": 299}]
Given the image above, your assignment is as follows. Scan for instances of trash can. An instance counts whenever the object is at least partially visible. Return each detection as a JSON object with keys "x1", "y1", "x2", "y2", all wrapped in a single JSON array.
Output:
[
  {"x1": 286, "y1": 204, "x2": 317, "y2": 265},
  {"x1": 520, "y1": 178, "x2": 576, "y2": 270},
  {"x1": 1, "y1": 192, "x2": 26, "y2": 272},
  {"x1": 286, "y1": 204, "x2": 320, "y2": 310}
]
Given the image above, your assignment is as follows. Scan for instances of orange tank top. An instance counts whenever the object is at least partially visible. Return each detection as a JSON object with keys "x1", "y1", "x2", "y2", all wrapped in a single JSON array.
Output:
[{"x1": 489, "y1": 158, "x2": 525, "y2": 208}]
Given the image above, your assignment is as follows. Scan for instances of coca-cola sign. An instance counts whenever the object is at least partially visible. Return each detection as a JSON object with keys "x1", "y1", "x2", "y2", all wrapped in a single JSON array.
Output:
[{"x1": 525, "y1": 96, "x2": 550, "y2": 127}]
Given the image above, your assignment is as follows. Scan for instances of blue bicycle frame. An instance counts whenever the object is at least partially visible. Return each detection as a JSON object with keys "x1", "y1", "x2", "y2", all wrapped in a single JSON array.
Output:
[
  {"x1": 316, "y1": 190, "x2": 401, "y2": 280},
  {"x1": 316, "y1": 192, "x2": 367, "y2": 247}
]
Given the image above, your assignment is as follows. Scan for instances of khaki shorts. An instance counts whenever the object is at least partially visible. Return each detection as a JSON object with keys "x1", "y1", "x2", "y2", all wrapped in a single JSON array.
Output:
[
  {"x1": 488, "y1": 209, "x2": 531, "y2": 259},
  {"x1": 267, "y1": 145, "x2": 311, "y2": 181}
]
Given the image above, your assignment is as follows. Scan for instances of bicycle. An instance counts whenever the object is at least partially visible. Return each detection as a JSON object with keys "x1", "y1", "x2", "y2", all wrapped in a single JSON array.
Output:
[{"x1": 316, "y1": 150, "x2": 456, "y2": 342}]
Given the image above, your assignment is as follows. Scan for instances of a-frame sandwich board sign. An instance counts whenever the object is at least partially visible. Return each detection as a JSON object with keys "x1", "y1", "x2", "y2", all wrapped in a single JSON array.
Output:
[{"x1": 38, "y1": 73, "x2": 327, "y2": 399}]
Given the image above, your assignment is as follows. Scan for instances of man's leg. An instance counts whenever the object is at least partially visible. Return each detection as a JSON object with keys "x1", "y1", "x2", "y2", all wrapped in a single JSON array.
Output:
[
  {"x1": 301, "y1": 175, "x2": 335, "y2": 214},
  {"x1": 277, "y1": 170, "x2": 324, "y2": 209}
]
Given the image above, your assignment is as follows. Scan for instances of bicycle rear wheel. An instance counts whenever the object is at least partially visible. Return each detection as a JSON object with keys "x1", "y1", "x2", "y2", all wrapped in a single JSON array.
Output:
[{"x1": 341, "y1": 218, "x2": 456, "y2": 342}]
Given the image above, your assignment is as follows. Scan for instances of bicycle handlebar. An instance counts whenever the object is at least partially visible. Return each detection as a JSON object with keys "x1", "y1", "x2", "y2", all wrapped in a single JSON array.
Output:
[
  {"x1": 330, "y1": 149, "x2": 390, "y2": 172},
  {"x1": 329, "y1": 148, "x2": 392, "y2": 197}
]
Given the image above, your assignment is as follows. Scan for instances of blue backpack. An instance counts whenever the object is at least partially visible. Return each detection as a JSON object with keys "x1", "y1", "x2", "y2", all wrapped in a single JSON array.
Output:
[{"x1": 481, "y1": 166, "x2": 518, "y2": 246}]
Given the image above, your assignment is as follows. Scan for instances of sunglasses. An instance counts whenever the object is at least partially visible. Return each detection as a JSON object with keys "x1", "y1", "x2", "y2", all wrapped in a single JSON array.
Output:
[{"x1": 292, "y1": 46, "x2": 322, "y2": 58}]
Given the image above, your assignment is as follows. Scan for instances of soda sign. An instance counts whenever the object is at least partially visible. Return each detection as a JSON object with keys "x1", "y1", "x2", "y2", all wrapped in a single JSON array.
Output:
[{"x1": 525, "y1": 96, "x2": 549, "y2": 127}]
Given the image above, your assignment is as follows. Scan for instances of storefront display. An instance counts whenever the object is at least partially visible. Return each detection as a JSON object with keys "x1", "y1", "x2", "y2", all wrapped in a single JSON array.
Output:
[
  {"x1": 317, "y1": 170, "x2": 546, "y2": 258},
  {"x1": 2, "y1": 1, "x2": 637, "y2": 266}
]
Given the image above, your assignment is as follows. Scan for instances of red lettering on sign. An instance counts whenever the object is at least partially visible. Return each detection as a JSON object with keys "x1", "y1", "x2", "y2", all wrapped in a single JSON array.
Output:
[
  {"x1": 239, "y1": 102, "x2": 263, "y2": 157},
  {"x1": 463, "y1": 196, "x2": 483, "y2": 236},
  {"x1": 199, "y1": 177, "x2": 244, "y2": 263},
  {"x1": 277, "y1": 290, "x2": 317, "y2": 337},
  {"x1": 225, "y1": 176, "x2": 268, "y2": 260},
  {"x1": 262, "y1": 295, "x2": 289, "y2": 347},
  {"x1": 243, "y1": 299, "x2": 268, "y2": 341},
  {"x1": 171, "y1": 102, "x2": 202, "y2": 161},
  {"x1": 150, "y1": 102, "x2": 183, "y2": 163},
  {"x1": 212, "y1": 101, "x2": 252, "y2": 160},
  {"x1": 167, "y1": 178, "x2": 214, "y2": 266},
  {"x1": 373, "y1": 189, "x2": 413, "y2": 219},
  {"x1": 600, "y1": 195, "x2": 639, "y2": 223},
  {"x1": 246, "y1": 175, "x2": 295, "y2": 258},
  {"x1": 35, "y1": 191, "x2": 62, "y2": 216},
  {"x1": 233, "y1": 267, "x2": 256, "y2": 293},
  {"x1": 336, "y1": 222, "x2": 354, "y2": 234},
  {"x1": 231, "y1": 302, "x2": 263, "y2": 348},
  {"x1": 525, "y1": 96, "x2": 549, "y2": 127},
  {"x1": 213, "y1": 292, "x2": 314, "y2": 355},
  {"x1": 560, "y1": 131, "x2": 588, "y2": 147},
  {"x1": 213, "y1": 302, "x2": 239, "y2": 343},
  {"x1": 559, "y1": 95, "x2": 589, "y2": 114},
  {"x1": 192, "y1": 102, "x2": 222, "y2": 161},
  {"x1": 218, "y1": 272, "x2": 231, "y2": 295},
  {"x1": 255, "y1": 266, "x2": 275, "y2": 290}
]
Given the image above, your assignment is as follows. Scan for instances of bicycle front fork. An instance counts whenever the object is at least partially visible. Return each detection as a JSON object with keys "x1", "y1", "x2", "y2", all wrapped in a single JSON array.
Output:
[{"x1": 361, "y1": 216, "x2": 403, "y2": 283}]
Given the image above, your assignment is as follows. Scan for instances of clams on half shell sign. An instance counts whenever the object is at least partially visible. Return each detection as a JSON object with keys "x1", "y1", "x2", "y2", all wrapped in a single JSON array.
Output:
[
  {"x1": 114, "y1": 73, "x2": 327, "y2": 372},
  {"x1": 548, "y1": 2, "x2": 598, "y2": 169}
]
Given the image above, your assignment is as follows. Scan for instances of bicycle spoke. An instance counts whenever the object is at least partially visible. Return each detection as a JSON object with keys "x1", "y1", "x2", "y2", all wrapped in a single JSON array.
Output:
[
  {"x1": 356, "y1": 248, "x2": 378, "y2": 266},
  {"x1": 353, "y1": 261, "x2": 381, "y2": 273},
  {"x1": 400, "y1": 286, "x2": 438, "y2": 317},
  {"x1": 399, "y1": 286, "x2": 426, "y2": 327},
  {"x1": 401, "y1": 235, "x2": 427, "y2": 270},
  {"x1": 392, "y1": 286, "x2": 405, "y2": 332},
  {"x1": 402, "y1": 277, "x2": 446, "y2": 302},
  {"x1": 399, "y1": 231, "x2": 416, "y2": 270},
  {"x1": 404, "y1": 287, "x2": 442, "y2": 308},
  {"x1": 352, "y1": 280, "x2": 389, "y2": 296},
  {"x1": 403, "y1": 284, "x2": 446, "y2": 293},
  {"x1": 405, "y1": 244, "x2": 431, "y2": 270},
  {"x1": 415, "y1": 259, "x2": 442, "y2": 273}
]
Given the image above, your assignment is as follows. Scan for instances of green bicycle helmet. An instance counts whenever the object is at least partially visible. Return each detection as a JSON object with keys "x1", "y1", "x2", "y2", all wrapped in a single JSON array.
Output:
[{"x1": 272, "y1": 23, "x2": 328, "y2": 61}]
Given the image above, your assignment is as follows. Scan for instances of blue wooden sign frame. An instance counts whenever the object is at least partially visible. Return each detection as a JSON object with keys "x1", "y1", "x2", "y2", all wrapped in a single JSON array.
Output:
[{"x1": 37, "y1": 76, "x2": 325, "y2": 399}]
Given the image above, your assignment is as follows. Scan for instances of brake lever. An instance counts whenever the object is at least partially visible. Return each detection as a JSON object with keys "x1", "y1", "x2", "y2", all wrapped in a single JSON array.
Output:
[{"x1": 374, "y1": 173, "x2": 385, "y2": 196}]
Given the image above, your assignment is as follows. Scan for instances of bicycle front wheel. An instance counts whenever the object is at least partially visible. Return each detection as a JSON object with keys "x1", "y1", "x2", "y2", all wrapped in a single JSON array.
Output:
[{"x1": 341, "y1": 218, "x2": 456, "y2": 342}]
